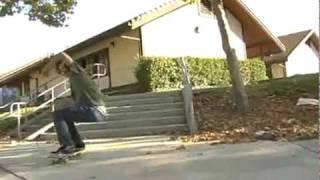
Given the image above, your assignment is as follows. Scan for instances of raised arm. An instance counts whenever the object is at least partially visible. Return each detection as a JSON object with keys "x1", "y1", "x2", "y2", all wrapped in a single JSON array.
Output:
[
  {"x1": 60, "y1": 52, "x2": 74, "y2": 66},
  {"x1": 42, "y1": 52, "x2": 74, "y2": 76}
]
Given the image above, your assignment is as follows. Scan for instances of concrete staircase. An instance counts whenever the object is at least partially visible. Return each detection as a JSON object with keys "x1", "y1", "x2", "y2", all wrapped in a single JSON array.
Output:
[
  {"x1": 23, "y1": 91, "x2": 188, "y2": 141},
  {"x1": 7, "y1": 108, "x2": 51, "y2": 139}
]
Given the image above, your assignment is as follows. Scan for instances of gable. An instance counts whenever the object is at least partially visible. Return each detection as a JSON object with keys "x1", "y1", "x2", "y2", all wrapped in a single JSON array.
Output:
[
  {"x1": 265, "y1": 30, "x2": 319, "y2": 63},
  {"x1": 0, "y1": 0, "x2": 285, "y2": 85},
  {"x1": 67, "y1": 0, "x2": 284, "y2": 58},
  {"x1": 140, "y1": 2, "x2": 248, "y2": 59},
  {"x1": 279, "y1": 30, "x2": 312, "y2": 57}
]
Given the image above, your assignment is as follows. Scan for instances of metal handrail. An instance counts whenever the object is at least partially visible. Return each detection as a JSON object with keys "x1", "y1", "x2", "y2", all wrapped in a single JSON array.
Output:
[
  {"x1": 36, "y1": 63, "x2": 106, "y2": 109},
  {"x1": 9, "y1": 63, "x2": 107, "y2": 140},
  {"x1": 37, "y1": 79, "x2": 69, "y2": 98},
  {"x1": 29, "y1": 75, "x2": 63, "y2": 101},
  {"x1": 10, "y1": 102, "x2": 27, "y2": 140},
  {"x1": 91, "y1": 63, "x2": 107, "y2": 90},
  {"x1": 36, "y1": 79, "x2": 69, "y2": 112},
  {"x1": 91, "y1": 63, "x2": 107, "y2": 78},
  {"x1": 0, "y1": 102, "x2": 13, "y2": 109},
  {"x1": 37, "y1": 64, "x2": 106, "y2": 99},
  {"x1": 34, "y1": 89, "x2": 71, "y2": 112},
  {"x1": 177, "y1": 57, "x2": 198, "y2": 135},
  {"x1": 8, "y1": 83, "x2": 71, "y2": 141},
  {"x1": 177, "y1": 58, "x2": 191, "y2": 85}
]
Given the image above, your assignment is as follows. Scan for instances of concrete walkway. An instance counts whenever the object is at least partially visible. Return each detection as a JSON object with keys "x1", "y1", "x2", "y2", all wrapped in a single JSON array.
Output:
[{"x1": 0, "y1": 137, "x2": 318, "y2": 180}]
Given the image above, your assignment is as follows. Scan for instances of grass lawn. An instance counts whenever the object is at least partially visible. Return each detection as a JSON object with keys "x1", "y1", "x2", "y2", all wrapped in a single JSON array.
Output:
[{"x1": 249, "y1": 73, "x2": 318, "y2": 98}]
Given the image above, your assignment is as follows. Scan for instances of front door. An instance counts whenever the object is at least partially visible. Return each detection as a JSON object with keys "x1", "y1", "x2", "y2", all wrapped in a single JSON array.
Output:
[
  {"x1": 95, "y1": 48, "x2": 112, "y2": 90},
  {"x1": 78, "y1": 48, "x2": 112, "y2": 90}
]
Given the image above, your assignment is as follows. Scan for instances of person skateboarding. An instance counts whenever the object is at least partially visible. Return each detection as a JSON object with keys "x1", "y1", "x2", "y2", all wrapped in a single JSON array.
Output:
[{"x1": 48, "y1": 52, "x2": 107, "y2": 156}]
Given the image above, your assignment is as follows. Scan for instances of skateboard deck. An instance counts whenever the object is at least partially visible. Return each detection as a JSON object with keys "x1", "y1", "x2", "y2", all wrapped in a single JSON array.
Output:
[{"x1": 49, "y1": 151, "x2": 83, "y2": 165}]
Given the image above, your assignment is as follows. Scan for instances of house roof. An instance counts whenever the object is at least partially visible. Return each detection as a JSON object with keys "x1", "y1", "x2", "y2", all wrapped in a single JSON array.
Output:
[
  {"x1": 0, "y1": 56, "x2": 50, "y2": 86},
  {"x1": 0, "y1": 1, "x2": 186, "y2": 85},
  {"x1": 66, "y1": 0, "x2": 284, "y2": 57},
  {"x1": 0, "y1": 0, "x2": 285, "y2": 85},
  {"x1": 264, "y1": 30, "x2": 319, "y2": 63},
  {"x1": 223, "y1": 0, "x2": 285, "y2": 57}
]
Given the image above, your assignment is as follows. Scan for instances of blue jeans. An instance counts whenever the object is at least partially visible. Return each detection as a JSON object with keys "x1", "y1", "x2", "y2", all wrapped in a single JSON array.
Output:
[{"x1": 53, "y1": 105, "x2": 105, "y2": 147}]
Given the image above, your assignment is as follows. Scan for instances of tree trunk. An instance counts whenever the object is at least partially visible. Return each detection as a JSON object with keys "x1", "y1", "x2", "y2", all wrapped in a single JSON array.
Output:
[{"x1": 211, "y1": 0, "x2": 249, "y2": 112}]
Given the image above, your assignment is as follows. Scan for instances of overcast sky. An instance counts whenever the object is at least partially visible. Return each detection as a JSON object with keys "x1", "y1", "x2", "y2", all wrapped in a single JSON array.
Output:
[{"x1": 0, "y1": 0, "x2": 318, "y2": 75}]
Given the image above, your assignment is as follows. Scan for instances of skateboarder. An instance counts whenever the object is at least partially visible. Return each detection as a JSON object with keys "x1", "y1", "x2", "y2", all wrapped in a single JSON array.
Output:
[{"x1": 49, "y1": 52, "x2": 107, "y2": 156}]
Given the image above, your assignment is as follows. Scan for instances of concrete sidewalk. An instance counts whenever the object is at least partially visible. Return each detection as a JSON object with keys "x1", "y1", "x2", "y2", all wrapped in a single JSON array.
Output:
[{"x1": 0, "y1": 137, "x2": 318, "y2": 180}]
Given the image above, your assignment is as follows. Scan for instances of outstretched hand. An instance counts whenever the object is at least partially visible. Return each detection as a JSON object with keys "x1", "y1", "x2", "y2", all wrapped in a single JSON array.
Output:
[{"x1": 60, "y1": 52, "x2": 73, "y2": 64}]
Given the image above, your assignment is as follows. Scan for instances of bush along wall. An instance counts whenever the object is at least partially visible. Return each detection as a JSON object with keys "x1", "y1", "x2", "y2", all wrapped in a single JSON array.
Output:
[{"x1": 135, "y1": 57, "x2": 267, "y2": 91}]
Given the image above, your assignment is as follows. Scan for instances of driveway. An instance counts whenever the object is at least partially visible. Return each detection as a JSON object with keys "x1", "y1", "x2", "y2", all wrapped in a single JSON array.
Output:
[{"x1": 0, "y1": 136, "x2": 317, "y2": 180}]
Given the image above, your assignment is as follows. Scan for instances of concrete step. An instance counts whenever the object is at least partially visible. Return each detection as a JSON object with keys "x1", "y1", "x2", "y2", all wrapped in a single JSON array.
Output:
[
  {"x1": 76, "y1": 116, "x2": 186, "y2": 131},
  {"x1": 22, "y1": 91, "x2": 187, "y2": 141},
  {"x1": 20, "y1": 118, "x2": 54, "y2": 139},
  {"x1": 21, "y1": 117, "x2": 52, "y2": 129},
  {"x1": 40, "y1": 124, "x2": 188, "y2": 140},
  {"x1": 16, "y1": 116, "x2": 52, "y2": 138},
  {"x1": 105, "y1": 91, "x2": 181, "y2": 101},
  {"x1": 106, "y1": 102, "x2": 183, "y2": 114},
  {"x1": 22, "y1": 104, "x2": 183, "y2": 130},
  {"x1": 23, "y1": 107, "x2": 184, "y2": 133},
  {"x1": 24, "y1": 111, "x2": 51, "y2": 126},
  {"x1": 106, "y1": 108, "x2": 184, "y2": 121},
  {"x1": 21, "y1": 124, "x2": 43, "y2": 132},
  {"x1": 32, "y1": 113, "x2": 52, "y2": 121},
  {"x1": 25, "y1": 108, "x2": 50, "y2": 119},
  {"x1": 30, "y1": 119, "x2": 52, "y2": 127},
  {"x1": 106, "y1": 96, "x2": 183, "y2": 107},
  {"x1": 83, "y1": 135, "x2": 173, "y2": 144}
]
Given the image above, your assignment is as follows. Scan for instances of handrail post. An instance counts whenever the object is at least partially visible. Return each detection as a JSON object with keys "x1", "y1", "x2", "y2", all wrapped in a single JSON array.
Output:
[
  {"x1": 97, "y1": 64, "x2": 101, "y2": 90},
  {"x1": 6, "y1": 78, "x2": 72, "y2": 141},
  {"x1": 92, "y1": 63, "x2": 107, "y2": 92},
  {"x1": 64, "y1": 80, "x2": 67, "y2": 91},
  {"x1": 17, "y1": 104, "x2": 21, "y2": 141},
  {"x1": 178, "y1": 57, "x2": 198, "y2": 135},
  {"x1": 10, "y1": 102, "x2": 26, "y2": 141}
]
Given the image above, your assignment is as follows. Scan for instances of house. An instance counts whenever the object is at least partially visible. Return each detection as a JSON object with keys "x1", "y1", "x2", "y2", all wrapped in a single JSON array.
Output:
[
  {"x1": 264, "y1": 30, "x2": 319, "y2": 78},
  {"x1": 0, "y1": 0, "x2": 285, "y2": 102},
  {"x1": 0, "y1": 56, "x2": 50, "y2": 102}
]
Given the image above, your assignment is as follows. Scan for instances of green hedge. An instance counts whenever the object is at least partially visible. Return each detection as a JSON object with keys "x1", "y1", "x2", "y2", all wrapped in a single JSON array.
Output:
[{"x1": 135, "y1": 57, "x2": 267, "y2": 91}]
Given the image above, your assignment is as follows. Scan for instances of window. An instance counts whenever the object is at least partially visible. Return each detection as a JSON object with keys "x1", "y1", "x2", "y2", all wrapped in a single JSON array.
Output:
[
  {"x1": 77, "y1": 49, "x2": 109, "y2": 77},
  {"x1": 198, "y1": 0, "x2": 214, "y2": 16}
]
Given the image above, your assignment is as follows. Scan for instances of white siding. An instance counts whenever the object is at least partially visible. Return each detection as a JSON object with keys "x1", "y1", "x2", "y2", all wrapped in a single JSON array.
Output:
[
  {"x1": 141, "y1": 4, "x2": 247, "y2": 59},
  {"x1": 286, "y1": 43, "x2": 319, "y2": 76}
]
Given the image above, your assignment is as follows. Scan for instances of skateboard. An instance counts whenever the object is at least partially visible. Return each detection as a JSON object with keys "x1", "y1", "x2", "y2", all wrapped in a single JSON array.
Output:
[{"x1": 49, "y1": 151, "x2": 83, "y2": 165}]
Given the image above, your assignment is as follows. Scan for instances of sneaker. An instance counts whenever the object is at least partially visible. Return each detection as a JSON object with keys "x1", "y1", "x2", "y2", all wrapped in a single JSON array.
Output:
[
  {"x1": 49, "y1": 146, "x2": 77, "y2": 159},
  {"x1": 51, "y1": 146, "x2": 66, "y2": 154},
  {"x1": 75, "y1": 143, "x2": 85, "y2": 153},
  {"x1": 58, "y1": 146, "x2": 77, "y2": 155},
  {"x1": 49, "y1": 146, "x2": 69, "y2": 158}
]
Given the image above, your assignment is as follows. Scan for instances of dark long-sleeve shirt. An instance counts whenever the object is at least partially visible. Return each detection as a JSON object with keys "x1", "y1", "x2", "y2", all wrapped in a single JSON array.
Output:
[{"x1": 68, "y1": 62, "x2": 106, "y2": 110}]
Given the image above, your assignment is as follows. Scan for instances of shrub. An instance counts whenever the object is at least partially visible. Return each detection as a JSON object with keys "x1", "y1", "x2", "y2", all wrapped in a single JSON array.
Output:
[{"x1": 135, "y1": 57, "x2": 267, "y2": 91}]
